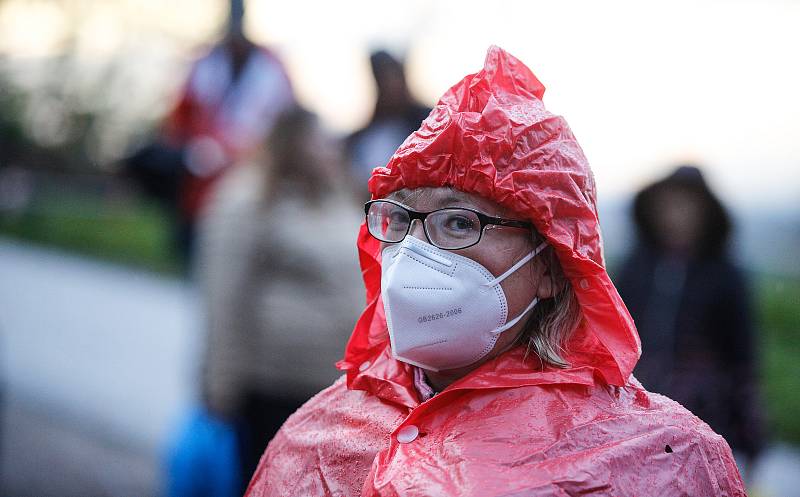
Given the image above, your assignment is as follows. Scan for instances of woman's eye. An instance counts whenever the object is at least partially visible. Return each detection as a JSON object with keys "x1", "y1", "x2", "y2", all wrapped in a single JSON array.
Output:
[{"x1": 444, "y1": 215, "x2": 474, "y2": 232}]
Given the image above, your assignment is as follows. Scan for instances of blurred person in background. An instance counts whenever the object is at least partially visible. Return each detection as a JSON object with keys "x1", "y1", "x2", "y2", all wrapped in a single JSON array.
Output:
[
  {"x1": 345, "y1": 50, "x2": 431, "y2": 199},
  {"x1": 616, "y1": 165, "x2": 764, "y2": 469},
  {"x1": 125, "y1": 0, "x2": 294, "y2": 265},
  {"x1": 196, "y1": 106, "x2": 364, "y2": 489}
]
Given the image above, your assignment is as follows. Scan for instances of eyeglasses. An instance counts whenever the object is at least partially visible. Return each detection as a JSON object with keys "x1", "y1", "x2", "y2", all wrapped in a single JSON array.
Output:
[{"x1": 365, "y1": 199, "x2": 533, "y2": 250}]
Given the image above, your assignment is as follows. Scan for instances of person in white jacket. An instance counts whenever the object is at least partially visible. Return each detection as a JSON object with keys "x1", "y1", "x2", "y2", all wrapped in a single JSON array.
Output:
[{"x1": 196, "y1": 107, "x2": 364, "y2": 486}]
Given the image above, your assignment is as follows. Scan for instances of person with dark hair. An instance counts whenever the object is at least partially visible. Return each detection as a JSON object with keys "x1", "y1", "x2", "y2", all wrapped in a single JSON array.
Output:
[
  {"x1": 244, "y1": 48, "x2": 746, "y2": 496},
  {"x1": 616, "y1": 165, "x2": 764, "y2": 464},
  {"x1": 345, "y1": 50, "x2": 431, "y2": 198}
]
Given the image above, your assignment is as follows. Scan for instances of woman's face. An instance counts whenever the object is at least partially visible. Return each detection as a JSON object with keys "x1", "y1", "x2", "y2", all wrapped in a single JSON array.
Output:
[{"x1": 384, "y1": 187, "x2": 558, "y2": 383}]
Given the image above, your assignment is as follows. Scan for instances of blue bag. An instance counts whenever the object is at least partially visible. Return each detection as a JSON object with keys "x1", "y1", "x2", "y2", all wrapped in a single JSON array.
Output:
[{"x1": 166, "y1": 407, "x2": 241, "y2": 497}]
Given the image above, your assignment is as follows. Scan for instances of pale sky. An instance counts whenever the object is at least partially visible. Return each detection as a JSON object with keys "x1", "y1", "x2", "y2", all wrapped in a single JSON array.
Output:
[{"x1": 1, "y1": 0, "x2": 798, "y2": 207}]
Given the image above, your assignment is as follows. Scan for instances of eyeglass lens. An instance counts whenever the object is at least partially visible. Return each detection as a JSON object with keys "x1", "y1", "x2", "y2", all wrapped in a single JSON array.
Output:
[
  {"x1": 367, "y1": 201, "x2": 409, "y2": 243},
  {"x1": 367, "y1": 201, "x2": 483, "y2": 249}
]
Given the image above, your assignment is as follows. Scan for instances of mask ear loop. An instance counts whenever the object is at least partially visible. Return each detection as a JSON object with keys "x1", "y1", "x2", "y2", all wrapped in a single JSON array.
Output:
[
  {"x1": 490, "y1": 297, "x2": 540, "y2": 335},
  {"x1": 481, "y1": 241, "x2": 548, "y2": 288},
  {"x1": 483, "y1": 241, "x2": 548, "y2": 336}
]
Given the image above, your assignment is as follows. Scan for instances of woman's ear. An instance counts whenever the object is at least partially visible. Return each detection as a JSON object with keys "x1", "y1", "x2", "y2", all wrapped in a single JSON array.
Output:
[{"x1": 534, "y1": 249, "x2": 567, "y2": 299}]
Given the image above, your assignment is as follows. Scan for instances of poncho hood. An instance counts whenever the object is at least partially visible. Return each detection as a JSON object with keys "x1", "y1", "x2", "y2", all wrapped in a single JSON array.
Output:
[{"x1": 338, "y1": 46, "x2": 640, "y2": 398}]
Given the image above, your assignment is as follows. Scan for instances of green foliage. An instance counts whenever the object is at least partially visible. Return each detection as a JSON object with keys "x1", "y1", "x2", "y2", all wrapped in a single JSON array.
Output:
[
  {"x1": 0, "y1": 193, "x2": 180, "y2": 275},
  {"x1": 758, "y1": 276, "x2": 800, "y2": 443}
]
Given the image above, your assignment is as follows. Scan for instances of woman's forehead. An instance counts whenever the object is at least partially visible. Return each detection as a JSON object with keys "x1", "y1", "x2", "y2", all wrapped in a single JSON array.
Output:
[{"x1": 387, "y1": 187, "x2": 516, "y2": 217}]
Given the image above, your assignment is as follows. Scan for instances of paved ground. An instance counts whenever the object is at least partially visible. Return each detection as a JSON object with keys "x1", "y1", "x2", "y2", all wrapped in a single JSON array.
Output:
[
  {"x1": 0, "y1": 239, "x2": 198, "y2": 496},
  {"x1": 0, "y1": 238, "x2": 798, "y2": 496}
]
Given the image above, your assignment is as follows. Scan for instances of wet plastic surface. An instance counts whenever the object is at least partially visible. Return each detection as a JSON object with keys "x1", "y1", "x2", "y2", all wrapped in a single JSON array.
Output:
[{"x1": 245, "y1": 46, "x2": 746, "y2": 496}]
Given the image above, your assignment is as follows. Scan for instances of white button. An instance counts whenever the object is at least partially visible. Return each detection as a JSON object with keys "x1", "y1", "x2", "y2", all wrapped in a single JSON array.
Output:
[
  {"x1": 579, "y1": 279, "x2": 589, "y2": 290},
  {"x1": 397, "y1": 424, "x2": 419, "y2": 443},
  {"x1": 359, "y1": 361, "x2": 371, "y2": 372}
]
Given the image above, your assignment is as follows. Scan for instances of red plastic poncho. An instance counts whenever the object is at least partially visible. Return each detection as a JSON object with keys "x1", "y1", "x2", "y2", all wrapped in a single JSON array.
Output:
[{"x1": 245, "y1": 46, "x2": 746, "y2": 496}]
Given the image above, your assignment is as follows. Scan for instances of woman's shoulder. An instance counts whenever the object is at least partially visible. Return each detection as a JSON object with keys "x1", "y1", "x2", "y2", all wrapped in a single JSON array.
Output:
[
  {"x1": 470, "y1": 378, "x2": 735, "y2": 449},
  {"x1": 450, "y1": 380, "x2": 745, "y2": 495},
  {"x1": 246, "y1": 376, "x2": 406, "y2": 497},
  {"x1": 283, "y1": 375, "x2": 405, "y2": 431}
]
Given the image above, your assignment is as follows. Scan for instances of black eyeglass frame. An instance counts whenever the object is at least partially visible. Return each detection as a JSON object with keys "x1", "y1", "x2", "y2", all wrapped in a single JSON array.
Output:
[{"x1": 364, "y1": 199, "x2": 534, "y2": 250}]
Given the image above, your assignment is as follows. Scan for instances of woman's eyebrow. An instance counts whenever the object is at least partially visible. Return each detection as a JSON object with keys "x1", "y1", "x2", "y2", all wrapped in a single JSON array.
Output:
[
  {"x1": 436, "y1": 194, "x2": 478, "y2": 209},
  {"x1": 435, "y1": 195, "x2": 504, "y2": 216}
]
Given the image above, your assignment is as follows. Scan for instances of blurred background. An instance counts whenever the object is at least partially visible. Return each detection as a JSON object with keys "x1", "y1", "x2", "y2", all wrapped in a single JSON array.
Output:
[{"x1": 0, "y1": 0, "x2": 798, "y2": 496}]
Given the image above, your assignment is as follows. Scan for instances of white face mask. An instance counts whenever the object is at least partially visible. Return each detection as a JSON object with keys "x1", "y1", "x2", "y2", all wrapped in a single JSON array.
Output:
[{"x1": 381, "y1": 235, "x2": 548, "y2": 372}]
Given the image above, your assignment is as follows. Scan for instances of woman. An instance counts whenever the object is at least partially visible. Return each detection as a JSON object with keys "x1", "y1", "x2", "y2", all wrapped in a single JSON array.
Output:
[
  {"x1": 197, "y1": 107, "x2": 364, "y2": 488},
  {"x1": 245, "y1": 47, "x2": 745, "y2": 496}
]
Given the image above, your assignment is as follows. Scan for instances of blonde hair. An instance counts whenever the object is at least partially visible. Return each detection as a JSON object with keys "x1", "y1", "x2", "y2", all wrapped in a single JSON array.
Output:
[{"x1": 518, "y1": 247, "x2": 582, "y2": 368}]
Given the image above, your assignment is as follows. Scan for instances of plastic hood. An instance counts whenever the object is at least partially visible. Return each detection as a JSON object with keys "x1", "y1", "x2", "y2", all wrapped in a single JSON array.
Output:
[{"x1": 338, "y1": 46, "x2": 640, "y2": 394}]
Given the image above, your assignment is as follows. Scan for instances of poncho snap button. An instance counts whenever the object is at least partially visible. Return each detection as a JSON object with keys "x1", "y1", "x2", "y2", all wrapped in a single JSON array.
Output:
[
  {"x1": 359, "y1": 361, "x2": 371, "y2": 372},
  {"x1": 397, "y1": 424, "x2": 419, "y2": 443}
]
